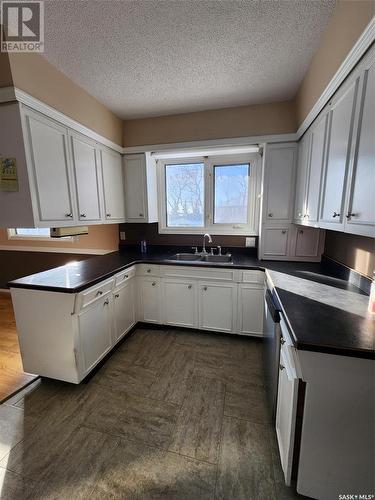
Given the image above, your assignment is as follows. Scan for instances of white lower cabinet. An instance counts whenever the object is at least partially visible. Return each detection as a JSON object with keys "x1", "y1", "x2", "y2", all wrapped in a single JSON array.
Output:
[
  {"x1": 199, "y1": 282, "x2": 237, "y2": 333},
  {"x1": 237, "y1": 285, "x2": 264, "y2": 335},
  {"x1": 77, "y1": 293, "x2": 113, "y2": 376},
  {"x1": 163, "y1": 279, "x2": 197, "y2": 328},
  {"x1": 139, "y1": 277, "x2": 161, "y2": 324},
  {"x1": 113, "y1": 279, "x2": 135, "y2": 342}
]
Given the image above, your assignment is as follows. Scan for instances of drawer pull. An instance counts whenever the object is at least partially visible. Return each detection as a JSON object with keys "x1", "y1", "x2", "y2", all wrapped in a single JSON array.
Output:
[
  {"x1": 96, "y1": 291, "x2": 103, "y2": 296},
  {"x1": 103, "y1": 299, "x2": 109, "y2": 306},
  {"x1": 279, "y1": 364, "x2": 285, "y2": 371},
  {"x1": 123, "y1": 274, "x2": 129, "y2": 280}
]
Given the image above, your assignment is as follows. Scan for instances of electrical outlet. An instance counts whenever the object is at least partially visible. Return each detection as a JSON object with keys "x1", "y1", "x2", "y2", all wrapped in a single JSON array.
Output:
[
  {"x1": 120, "y1": 231, "x2": 126, "y2": 240},
  {"x1": 245, "y1": 237, "x2": 256, "y2": 247}
]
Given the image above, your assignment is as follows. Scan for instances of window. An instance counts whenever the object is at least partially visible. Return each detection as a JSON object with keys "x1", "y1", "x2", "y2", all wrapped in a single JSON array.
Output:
[
  {"x1": 158, "y1": 152, "x2": 260, "y2": 235},
  {"x1": 10, "y1": 228, "x2": 51, "y2": 237}
]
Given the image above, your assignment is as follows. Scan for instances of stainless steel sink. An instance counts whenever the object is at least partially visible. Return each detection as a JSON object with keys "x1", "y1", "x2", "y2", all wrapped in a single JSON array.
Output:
[
  {"x1": 170, "y1": 253, "x2": 203, "y2": 261},
  {"x1": 168, "y1": 253, "x2": 233, "y2": 264},
  {"x1": 201, "y1": 254, "x2": 232, "y2": 263}
]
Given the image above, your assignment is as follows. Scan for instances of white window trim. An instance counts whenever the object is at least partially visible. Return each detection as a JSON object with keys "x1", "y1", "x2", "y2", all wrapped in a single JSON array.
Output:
[
  {"x1": 157, "y1": 153, "x2": 261, "y2": 235},
  {"x1": 7, "y1": 228, "x2": 73, "y2": 241}
]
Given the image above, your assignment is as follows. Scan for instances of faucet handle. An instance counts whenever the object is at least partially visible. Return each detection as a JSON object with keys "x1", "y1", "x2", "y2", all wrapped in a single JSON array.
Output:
[
  {"x1": 217, "y1": 246, "x2": 222, "y2": 256},
  {"x1": 210, "y1": 247, "x2": 217, "y2": 255},
  {"x1": 191, "y1": 246, "x2": 198, "y2": 254}
]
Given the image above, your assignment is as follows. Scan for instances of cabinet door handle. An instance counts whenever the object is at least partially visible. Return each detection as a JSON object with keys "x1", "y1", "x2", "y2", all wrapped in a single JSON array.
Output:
[
  {"x1": 188, "y1": 284, "x2": 192, "y2": 289},
  {"x1": 332, "y1": 212, "x2": 340, "y2": 218},
  {"x1": 303, "y1": 214, "x2": 309, "y2": 218},
  {"x1": 268, "y1": 213, "x2": 273, "y2": 217},
  {"x1": 114, "y1": 294, "x2": 119, "y2": 298},
  {"x1": 346, "y1": 212, "x2": 357, "y2": 219},
  {"x1": 123, "y1": 274, "x2": 128, "y2": 280},
  {"x1": 106, "y1": 213, "x2": 111, "y2": 218},
  {"x1": 65, "y1": 212, "x2": 73, "y2": 218},
  {"x1": 146, "y1": 269, "x2": 151, "y2": 273},
  {"x1": 298, "y1": 212, "x2": 302, "y2": 217},
  {"x1": 279, "y1": 364, "x2": 285, "y2": 371},
  {"x1": 281, "y1": 230, "x2": 286, "y2": 234},
  {"x1": 103, "y1": 299, "x2": 109, "y2": 306},
  {"x1": 80, "y1": 213, "x2": 86, "y2": 218},
  {"x1": 96, "y1": 290, "x2": 103, "y2": 296},
  {"x1": 299, "y1": 230, "x2": 304, "y2": 234},
  {"x1": 203, "y1": 286, "x2": 207, "y2": 291},
  {"x1": 280, "y1": 337, "x2": 285, "y2": 345},
  {"x1": 139, "y1": 213, "x2": 144, "y2": 217},
  {"x1": 152, "y1": 282, "x2": 156, "y2": 286}
]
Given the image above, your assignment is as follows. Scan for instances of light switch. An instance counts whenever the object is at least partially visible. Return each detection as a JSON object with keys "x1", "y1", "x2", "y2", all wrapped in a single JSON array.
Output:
[
  {"x1": 245, "y1": 237, "x2": 256, "y2": 247},
  {"x1": 120, "y1": 231, "x2": 126, "y2": 240}
]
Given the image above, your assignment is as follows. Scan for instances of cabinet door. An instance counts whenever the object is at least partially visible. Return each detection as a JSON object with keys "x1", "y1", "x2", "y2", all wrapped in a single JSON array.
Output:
[
  {"x1": 124, "y1": 154, "x2": 147, "y2": 222},
  {"x1": 265, "y1": 144, "x2": 297, "y2": 222},
  {"x1": 101, "y1": 148, "x2": 126, "y2": 221},
  {"x1": 345, "y1": 58, "x2": 375, "y2": 237},
  {"x1": 319, "y1": 77, "x2": 359, "y2": 230},
  {"x1": 237, "y1": 285, "x2": 264, "y2": 336},
  {"x1": 25, "y1": 110, "x2": 75, "y2": 224},
  {"x1": 262, "y1": 227, "x2": 289, "y2": 258},
  {"x1": 113, "y1": 280, "x2": 135, "y2": 343},
  {"x1": 78, "y1": 294, "x2": 112, "y2": 375},
  {"x1": 305, "y1": 113, "x2": 327, "y2": 223},
  {"x1": 139, "y1": 278, "x2": 161, "y2": 324},
  {"x1": 293, "y1": 226, "x2": 321, "y2": 258},
  {"x1": 199, "y1": 283, "x2": 236, "y2": 333},
  {"x1": 71, "y1": 133, "x2": 102, "y2": 222},
  {"x1": 276, "y1": 348, "x2": 299, "y2": 486},
  {"x1": 294, "y1": 133, "x2": 310, "y2": 221},
  {"x1": 163, "y1": 280, "x2": 197, "y2": 328}
]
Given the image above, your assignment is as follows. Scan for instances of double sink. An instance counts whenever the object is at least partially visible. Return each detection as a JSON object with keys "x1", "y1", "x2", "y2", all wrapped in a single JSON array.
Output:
[{"x1": 168, "y1": 253, "x2": 233, "y2": 264}]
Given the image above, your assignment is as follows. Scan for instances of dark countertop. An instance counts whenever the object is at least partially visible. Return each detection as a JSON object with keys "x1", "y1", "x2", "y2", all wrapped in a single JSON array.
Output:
[{"x1": 8, "y1": 247, "x2": 374, "y2": 360}]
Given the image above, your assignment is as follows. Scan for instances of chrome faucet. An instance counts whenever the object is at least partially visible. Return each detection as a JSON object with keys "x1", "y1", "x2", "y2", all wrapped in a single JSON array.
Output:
[{"x1": 202, "y1": 233, "x2": 213, "y2": 254}]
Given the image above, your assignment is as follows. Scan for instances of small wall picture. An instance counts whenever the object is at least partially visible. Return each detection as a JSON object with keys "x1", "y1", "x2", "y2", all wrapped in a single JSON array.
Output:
[{"x1": 0, "y1": 157, "x2": 19, "y2": 191}]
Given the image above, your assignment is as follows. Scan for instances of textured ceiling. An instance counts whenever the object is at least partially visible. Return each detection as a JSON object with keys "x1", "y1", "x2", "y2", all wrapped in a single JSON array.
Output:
[{"x1": 43, "y1": 0, "x2": 336, "y2": 119}]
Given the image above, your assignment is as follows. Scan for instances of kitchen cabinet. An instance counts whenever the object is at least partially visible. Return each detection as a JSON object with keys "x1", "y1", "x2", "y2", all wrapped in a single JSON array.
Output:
[
  {"x1": 305, "y1": 112, "x2": 327, "y2": 224},
  {"x1": 264, "y1": 143, "x2": 297, "y2": 223},
  {"x1": 101, "y1": 147, "x2": 126, "y2": 222},
  {"x1": 199, "y1": 282, "x2": 237, "y2": 333},
  {"x1": 123, "y1": 153, "x2": 158, "y2": 223},
  {"x1": 237, "y1": 285, "x2": 263, "y2": 335},
  {"x1": 163, "y1": 279, "x2": 197, "y2": 328},
  {"x1": 319, "y1": 75, "x2": 360, "y2": 231},
  {"x1": 113, "y1": 279, "x2": 136, "y2": 343},
  {"x1": 77, "y1": 292, "x2": 113, "y2": 376},
  {"x1": 344, "y1": 54, "x2": 375, "y2": 237},
  {"x1": 276, "y1": 344, "x2": 299, "y2": 486},
  {"x1": 262, "y1": 227, "x2": 290, "y2": 258},
  {"x1": 138, "y1": 277, "x2": 161, "y2": 324},
  {"x1": 293, "y1": 226, "x2": 323, "y2": 258},
  {"x1": 294, "y1": 133, "x2": 311, "y2": 222},
  {"x1": 24, "y1": 108, "x2": 76, "y2": 225},
  {"x1": 71, "y1": 132, "x2": 102, "y2": 222}
]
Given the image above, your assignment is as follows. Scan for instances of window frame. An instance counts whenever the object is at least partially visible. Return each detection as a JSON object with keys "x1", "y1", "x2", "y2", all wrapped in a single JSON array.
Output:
[{"x1": 157, "y1": 152, "x2": 261, "y2": 235}]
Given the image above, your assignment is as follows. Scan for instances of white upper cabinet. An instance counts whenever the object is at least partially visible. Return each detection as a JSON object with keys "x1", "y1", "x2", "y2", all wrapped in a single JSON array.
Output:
[
  {"x1": 101, "y1": 147, "x2": 126, "y2": 222},
  {"x1": 305, "y1": 112, "x2": 328, "y2": 224},
  {"x1": 24, "y1": 108, "x2": 76, "y2": 225},
  {"x1": 344, "y1": 54, "x2": 375, "y2": 237},
  {"x1": 294, "y1": 133, "x2": 311, "y2": 222},
  {"x1": 70, "y1": 133, "x2": 102, "y2": 222},
  {"x1": 264, "y1": 144, "x2": 297, "y2": 223},
  {"x1": 123, "y1": 153, "x2": 158, "y2": 223},
  {"x1": 319, "y1": 76, "x2": 360, "y2": 231}
]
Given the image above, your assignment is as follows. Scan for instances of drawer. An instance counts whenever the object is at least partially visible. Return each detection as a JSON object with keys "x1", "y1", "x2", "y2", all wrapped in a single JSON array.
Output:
[
  {"x1": 75, "y1": 278, "x2": 114, "y2": 312},
  {"x1": 160, "y1": 265, "x2": 236, "y2": 282},
  {"x1": 114, "y1": 266, "x2": 135, "y2": 287},
  {"x1": 241, "y1": 270, "x2": 265, "y2": 285},
  {"x1": 136, "y1": 264, "x2": 160, "y2": 277}
]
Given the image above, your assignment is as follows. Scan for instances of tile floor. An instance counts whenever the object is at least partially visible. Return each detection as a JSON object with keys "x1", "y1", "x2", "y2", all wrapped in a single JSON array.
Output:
[{"x1": 0, "y1": 328, "x2": 304, "y2": 499}]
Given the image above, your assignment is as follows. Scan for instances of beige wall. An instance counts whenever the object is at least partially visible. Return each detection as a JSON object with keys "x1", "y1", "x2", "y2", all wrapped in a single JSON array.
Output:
[
  {"x1": 0, "y1": 49, "x2": 12, "y2": 87},
  {"x1": 7, "y1": 53, "x2": 123, "y2": 145},
  {"x1": 324, "y1": 231, "x2": 374, "y2": 278},
  {"x1": 123, "y1": 100, "x2": 296, "y2": 147},
  {"x1": 0, "y1": 225, "x2": 119, "y2": 253},
  {"x1": 295, "y1": 1, "x2": 375, "y2": 126}
]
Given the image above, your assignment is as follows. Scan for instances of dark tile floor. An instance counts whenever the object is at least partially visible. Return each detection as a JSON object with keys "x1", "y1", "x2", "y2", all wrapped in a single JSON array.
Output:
[{"x1": 0, "y1": 328, "x2": 303, "y2": 499}]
